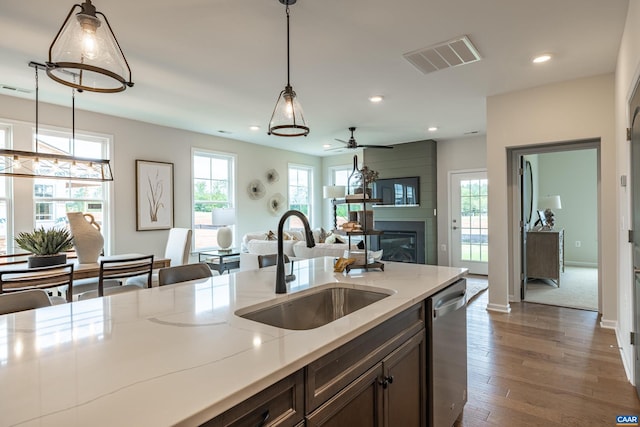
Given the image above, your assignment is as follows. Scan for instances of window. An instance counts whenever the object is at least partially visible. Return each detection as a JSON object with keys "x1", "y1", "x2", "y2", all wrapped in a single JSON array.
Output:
[
  {"x1": 0, "y1": 120, "x2": 112, "y2": 256},
  {"x1": 330, "y1": 165, "x2": 350, "y2": 227},
  {"x1": 192, "y1": 150, "x2": 235, "y2": 250},
  {"x1": 0, "y1": 126, "x2": 8, "y2": 254},
  {"x1": 32, "y1": 130, "x2": 111, "y2": 253},
  {"x1": 288, "y1": 164, "x2": 313, "y2": 228}
]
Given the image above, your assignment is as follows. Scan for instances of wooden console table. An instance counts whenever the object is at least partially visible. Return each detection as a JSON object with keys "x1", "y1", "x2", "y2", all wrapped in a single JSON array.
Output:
[{"x1": 526, "y1": 228, "x2": 564, "y2": 286}]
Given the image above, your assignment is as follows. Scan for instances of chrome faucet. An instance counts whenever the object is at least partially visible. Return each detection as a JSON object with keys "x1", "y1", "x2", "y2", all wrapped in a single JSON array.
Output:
[{"x1": 276, "y1": 210, "x2": 315, "y2": 293}]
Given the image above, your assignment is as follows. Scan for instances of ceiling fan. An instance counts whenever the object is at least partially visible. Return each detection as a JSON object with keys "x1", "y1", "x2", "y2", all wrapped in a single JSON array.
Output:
[{"x1": 329, "y1": 127, "x2": 394, "y2": 151}]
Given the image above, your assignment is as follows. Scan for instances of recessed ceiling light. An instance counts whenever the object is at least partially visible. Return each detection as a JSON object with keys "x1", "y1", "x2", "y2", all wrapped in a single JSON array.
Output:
[
  {"x1": 428, "y1": 127, "x2": 438, "y2": 132},
  {"x1": 532, "y1": 54, "x2": 552, "y2": 64},
  {"x1": 323, "y1": 144, "x2": 331, "y2": 149},
  {"x1": 369, "y1": 95, "x2": 384, "y2": 103},
  {"x1": 249, "y1": 125, "x2": 260, "y2": 131}
]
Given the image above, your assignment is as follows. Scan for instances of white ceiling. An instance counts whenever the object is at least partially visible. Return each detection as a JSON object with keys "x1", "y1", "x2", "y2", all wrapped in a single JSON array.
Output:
[{"x1": 0, "y1": 0, "x2": 629, "y2": 156}]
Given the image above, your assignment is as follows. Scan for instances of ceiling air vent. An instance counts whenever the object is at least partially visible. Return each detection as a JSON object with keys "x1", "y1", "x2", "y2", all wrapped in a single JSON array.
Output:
[
  {"x1": 0, "y1": 84, "x2": 32, "y2": 94},
  {"x1": 403, "y1": 35, "x2": 481, "y2": 75}
]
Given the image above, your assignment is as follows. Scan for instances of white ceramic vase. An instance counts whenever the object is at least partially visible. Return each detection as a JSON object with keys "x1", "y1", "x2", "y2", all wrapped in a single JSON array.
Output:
[{"x1": 67, "y1": 212, "x2": 104, "y2": 264}]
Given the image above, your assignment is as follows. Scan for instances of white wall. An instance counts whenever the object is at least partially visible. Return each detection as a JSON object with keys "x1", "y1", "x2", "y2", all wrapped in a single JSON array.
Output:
[
  {"x1": 436, "y1": 136, "x2": 487, "y2": 266},
  {"x1": 0, "y1": 94, "x2": 323, "y2": 257},
  {"x1": 537, "y1": 150, "x2": 598, "y2": 266},
  {"x1": 486, "y1": 74, "x2": 616, "y2": 319},
  {"x1": 614, "y1": 1, "x2": 640, "y2": 383}
]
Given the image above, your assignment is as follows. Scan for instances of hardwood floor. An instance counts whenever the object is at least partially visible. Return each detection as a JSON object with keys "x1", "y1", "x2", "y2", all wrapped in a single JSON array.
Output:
[{"x1": 455, "y1": 290, "x2": 640, "y2": 426}]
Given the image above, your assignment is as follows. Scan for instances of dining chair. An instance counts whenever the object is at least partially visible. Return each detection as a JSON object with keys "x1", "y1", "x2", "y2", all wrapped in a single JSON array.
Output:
[
  {"x1": 0, "y1": 263, "x2": 74, "y2": 303},
  {"x1": 77, "y1": 254, "x2": 154, "y2": 300},
  {"x1": 157, "y1": 262, "x2": 213, "y2": 286},
  {"x1": 127, "y1": 228, "x2": 192, "y2": 287},
  {"x1": 0, "y1": 289, "x2": 53, "y2": 315},
  {"x1": 257, "y1": 254, "x2": 289, "y2": 268}
]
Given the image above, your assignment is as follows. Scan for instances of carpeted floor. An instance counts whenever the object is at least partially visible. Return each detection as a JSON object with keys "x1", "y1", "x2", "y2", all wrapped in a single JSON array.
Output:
[{"x1": 525, "y1": 266, "x2": 597, "y2": 311}]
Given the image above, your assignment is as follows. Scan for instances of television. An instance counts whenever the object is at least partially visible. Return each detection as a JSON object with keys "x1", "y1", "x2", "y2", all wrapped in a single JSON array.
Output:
[{"x1": 372, "y1": 176, "x2": 420, "y2": 206}]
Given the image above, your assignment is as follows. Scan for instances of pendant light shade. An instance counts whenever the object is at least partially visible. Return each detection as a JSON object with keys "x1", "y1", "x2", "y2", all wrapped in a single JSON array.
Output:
[
  {"x1": 268, "y1": 0, "x2": 310, "y2": 137},
  {"x1": 46, "y1": 0, "x2": 133, "y2": 93}
]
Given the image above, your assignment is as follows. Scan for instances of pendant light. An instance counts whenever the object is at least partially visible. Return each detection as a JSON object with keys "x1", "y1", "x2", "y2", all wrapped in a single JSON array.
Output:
[
  {"x1": 0, "y1": 62, "x2": 113, "y2": 181},
  {"x1": 46, "y1": 0, "x2": 133, "y2": 93},
  {"x1": 268, "y1": 0, "x2": 310, "y2": 137}
]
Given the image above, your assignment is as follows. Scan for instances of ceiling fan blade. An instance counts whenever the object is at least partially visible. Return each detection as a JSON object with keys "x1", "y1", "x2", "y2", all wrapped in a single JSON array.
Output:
[
  {"x1": 359, "y1": 144, "x2": 394, "y2": 149},
  {"x1": 334, "y1": 138, "x2": 348, "y2": 144},
  {"x1": 324, "y1": 146, "x2": 347, "y2": 152}
]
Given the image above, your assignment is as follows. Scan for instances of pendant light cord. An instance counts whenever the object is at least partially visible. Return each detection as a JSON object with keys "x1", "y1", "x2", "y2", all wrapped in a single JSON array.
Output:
[
  {"x1": 72, "y1": 88, "x2": 76, "y2": 144},
  {"x1": 286, "y1": 4, "x2": 291, "y2": 87},
  {"x1": 35, "y1": 65, "x2": 39, "y2": 152}
]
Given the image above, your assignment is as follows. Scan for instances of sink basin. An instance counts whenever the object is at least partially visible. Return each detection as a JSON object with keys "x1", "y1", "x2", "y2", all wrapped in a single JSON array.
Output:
[{"x1": 236, "y1": 285, "x2": 392, "y2": 330}]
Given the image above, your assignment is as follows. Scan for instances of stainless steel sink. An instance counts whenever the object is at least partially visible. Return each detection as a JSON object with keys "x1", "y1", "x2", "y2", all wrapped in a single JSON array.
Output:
[{"x1": 236, "y1": 285, "x2": 392, "y2": 330}]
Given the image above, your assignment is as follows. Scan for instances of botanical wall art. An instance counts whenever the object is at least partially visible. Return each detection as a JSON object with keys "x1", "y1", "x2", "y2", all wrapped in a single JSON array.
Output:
[{"x1": 136, "y1": 160, "x2": 174, "y2": 230}]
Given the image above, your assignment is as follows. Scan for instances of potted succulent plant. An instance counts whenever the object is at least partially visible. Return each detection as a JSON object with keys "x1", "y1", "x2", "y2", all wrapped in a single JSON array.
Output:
[{"x1": 15, "y1": 226, "x2": 74, "y2": 268}]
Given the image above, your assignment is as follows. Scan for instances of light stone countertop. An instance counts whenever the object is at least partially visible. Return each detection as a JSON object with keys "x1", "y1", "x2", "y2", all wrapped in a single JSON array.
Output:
[{"x1": 0, "y1": 257, "x2": 466, "y2": 427}]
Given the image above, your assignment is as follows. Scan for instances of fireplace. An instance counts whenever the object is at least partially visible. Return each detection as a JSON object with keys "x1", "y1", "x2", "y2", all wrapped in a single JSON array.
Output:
[{"x1": 371, "y1": 221, "x2": 426, "y2": 264}]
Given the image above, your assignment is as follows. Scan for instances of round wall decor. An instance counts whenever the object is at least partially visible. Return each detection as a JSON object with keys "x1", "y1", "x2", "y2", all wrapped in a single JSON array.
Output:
[
  {"x1": 247, "y1": 179, "x2": 266, "y2": 200},
  {"x1": 266, "y1": 169, "x2": 279, "y2": 184},
  {"x1": 268, "y1": 193, "x2": 285, "y2": 215}
]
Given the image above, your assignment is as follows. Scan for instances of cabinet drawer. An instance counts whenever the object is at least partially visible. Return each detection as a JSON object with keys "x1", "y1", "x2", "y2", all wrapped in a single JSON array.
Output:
[
  {"x1": 306, "y1": 303, "x2": 424, "y2": 413},
  {"x1": 202, "y1": 369, "x2": 304, "y2": 427}
]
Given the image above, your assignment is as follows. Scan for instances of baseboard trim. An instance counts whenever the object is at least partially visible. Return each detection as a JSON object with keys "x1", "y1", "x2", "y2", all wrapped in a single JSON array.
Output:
[
  {"x1": 600, "y1": 318, "x2": 617, "y2": 329},
  {"x1": 615, "y1": 326, "x2": 634, "y2": 384},
  {"x1": 486, "y1": 303, "x2": 511, "y2": 313},
  {"x1": 564, "y1": 261, "x2": 598, "y2": 268}
]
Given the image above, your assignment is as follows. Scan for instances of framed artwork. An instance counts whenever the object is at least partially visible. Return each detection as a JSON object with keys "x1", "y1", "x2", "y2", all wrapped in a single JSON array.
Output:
[{"x1": 136, "y1": 160, "x2": 174, "y2": 231}]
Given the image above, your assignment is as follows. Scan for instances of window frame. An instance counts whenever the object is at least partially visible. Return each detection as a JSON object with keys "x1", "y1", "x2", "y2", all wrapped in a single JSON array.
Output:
[
  {"x1": 287, "y1": 163, "x2": 314, "y2": 224},
  {"x1": 191, "y1": 148, "x2": 236, "y2": 251},
  {"x1": 0, "y1": 119, "x2": 113, "y2": 255}
]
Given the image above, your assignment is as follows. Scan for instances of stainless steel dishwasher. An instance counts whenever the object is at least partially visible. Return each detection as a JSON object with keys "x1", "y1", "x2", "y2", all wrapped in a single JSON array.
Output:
[{"x1": 427, "y1": 278, "x2": 467, "y2": 427}]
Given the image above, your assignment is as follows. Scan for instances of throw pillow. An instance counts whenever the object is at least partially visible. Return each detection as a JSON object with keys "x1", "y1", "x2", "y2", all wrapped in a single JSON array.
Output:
[
  {"x1": 317, "y1": 227, "x2": 328, "y2": 243},
  {"x1": 267, "y1": 230, "x2": 277, "y2": 241},
  {"x1": 325, "y1": 233, "x2": 346, "y2": 244}
]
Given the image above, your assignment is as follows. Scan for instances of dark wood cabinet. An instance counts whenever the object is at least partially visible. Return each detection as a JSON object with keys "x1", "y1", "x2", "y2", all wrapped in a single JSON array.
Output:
[
  {"x1": 526, "y1": 229, "x2": 564, "y2": 286},
  {"x1": 383, "y1": 332, "x2": 426, "y2": 427},
  {"x1": 204, "y1": 303, "x2": 427, "y2": 427},
  {"x1": 201, "y1": 370, "x2": 304, "y2": 427},
  {"x1": 306, "y1": 364, "x2": 383, "y2": 427},
  {"x1": 307, "y1": 331, "x2": 425, "y2": 427}
]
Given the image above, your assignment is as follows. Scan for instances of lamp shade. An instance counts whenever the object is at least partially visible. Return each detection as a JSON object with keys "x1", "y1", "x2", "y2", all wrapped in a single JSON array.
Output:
[
  {"x1": 211, "y1": 208, "x2": 235, "y2": 226},
  {"x1": 539, "y1": 195, "x2": 562, "y2": 210},
  {"x1": 323, "y1": 185, "x2": 346, "y2": 199},
  {"x1": 47, "y1": 0, "x2": 133, "y2": 93}
]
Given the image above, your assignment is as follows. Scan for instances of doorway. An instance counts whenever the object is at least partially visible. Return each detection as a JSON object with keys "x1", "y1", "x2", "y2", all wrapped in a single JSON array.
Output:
[
  {"x1": 511, "y1": 141, "x2": 601, "y2": 312},
  {"x1": 450, "y1": 170, "x2": 488, "y2": 275}
]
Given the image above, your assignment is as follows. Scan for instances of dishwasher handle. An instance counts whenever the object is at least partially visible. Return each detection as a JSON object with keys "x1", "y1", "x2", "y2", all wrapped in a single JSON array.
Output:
[{"x1": 433, "y1": 291, "x2": 466, "y2": 318}]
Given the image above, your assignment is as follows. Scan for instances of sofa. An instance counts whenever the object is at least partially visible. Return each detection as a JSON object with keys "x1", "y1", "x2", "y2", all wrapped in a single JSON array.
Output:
[{"x1": 240, "y1": 229, "x2": 355, "y2": 271}]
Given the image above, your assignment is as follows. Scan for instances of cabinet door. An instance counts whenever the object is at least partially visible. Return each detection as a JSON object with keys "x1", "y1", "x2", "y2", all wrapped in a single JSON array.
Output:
[
  {"x1": 383, "y1": 332, "x2": 426, "y2": 427},
  {"x1": 306, "y1": 364, "x2": 383, "y2": 427}
]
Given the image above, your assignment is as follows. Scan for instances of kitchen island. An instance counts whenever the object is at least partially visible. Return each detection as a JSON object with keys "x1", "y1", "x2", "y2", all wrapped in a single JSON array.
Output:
[{"x1": 0, "y1": 257, "x2": 466, "y2": 427}]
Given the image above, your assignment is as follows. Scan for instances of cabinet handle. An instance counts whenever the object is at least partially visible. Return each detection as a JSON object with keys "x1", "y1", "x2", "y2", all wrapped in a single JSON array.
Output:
[
  {"x1": 378, "y1": 375, "x2": 394, "y2": 389},
  {"x1": 258, "y1": 410, "x2": 270, "y2": 427}
]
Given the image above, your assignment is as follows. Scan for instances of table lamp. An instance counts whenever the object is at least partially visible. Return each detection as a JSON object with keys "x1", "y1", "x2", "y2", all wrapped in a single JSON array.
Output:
[
  {"x1": 539, "y1": 195, "x2": 562, "y2": 229},
  {"x1": 212, "y1": 208, "x2": 235, "y2": 251},
  {"x1": 323, "y1": 185, "x2": 346, "y2": 230}
]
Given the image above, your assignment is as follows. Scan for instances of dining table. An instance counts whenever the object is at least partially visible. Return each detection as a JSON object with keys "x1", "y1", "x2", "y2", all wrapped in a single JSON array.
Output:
[{"x1": 0, "y1": 253, "x2": 170, "y2": 282}]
